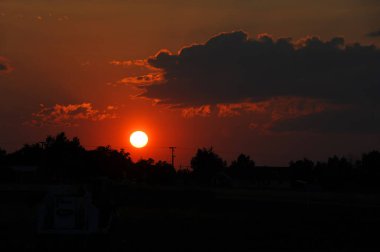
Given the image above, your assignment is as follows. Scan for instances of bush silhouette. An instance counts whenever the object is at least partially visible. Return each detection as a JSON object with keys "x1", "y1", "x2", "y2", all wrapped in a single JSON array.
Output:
[{"x1": 191, "y1": 147, "x2": 226, "y2": 184}]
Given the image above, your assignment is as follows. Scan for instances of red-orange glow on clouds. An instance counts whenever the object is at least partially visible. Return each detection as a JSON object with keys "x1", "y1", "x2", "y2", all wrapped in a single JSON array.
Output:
[
  {"x1": 119, "y1": 73, "x2": 165, "y2": 86},
  {"x1": 109, "y1": 58, "x2": 165, "y2": 87},
  {"x1": 29, "y1": 103, "x2": 118, "y2": 127},
  {"x1": 217, "y1": 97, "x2": 346, "y2": 133},
  {"x1": 217, "y1": 97, "x2": 339, "y2": 120},
  {"x1": 110, "y1": 31, "x2": 380, "y2": 134},
  {"x1": 109, "y1": 59, "x2": 158, "y2": 71},
  {"x1": 178, "y1": 97, "x2": 344, "y2": 132},
  {"x1": 181, "y1": 105, "x2": 212, "y2": 118}
]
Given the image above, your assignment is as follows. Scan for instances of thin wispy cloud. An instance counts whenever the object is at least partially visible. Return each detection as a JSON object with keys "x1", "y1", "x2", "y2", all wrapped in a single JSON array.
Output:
[
  {"x1": 367, "y1": 29, "x2": 380, "y2": 37},
  {"x1": 28, "y1": 103, "x2": 118, "y2": 127}
]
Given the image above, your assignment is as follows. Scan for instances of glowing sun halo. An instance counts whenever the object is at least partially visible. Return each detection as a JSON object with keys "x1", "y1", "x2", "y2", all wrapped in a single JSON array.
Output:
[{"x1": 130, "y1": 131, "x2": 148, "y2": 148}]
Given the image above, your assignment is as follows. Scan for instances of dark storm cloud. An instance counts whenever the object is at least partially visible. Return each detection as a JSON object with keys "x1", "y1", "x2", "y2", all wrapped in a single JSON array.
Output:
[
  {"x1": 143, "y1": 31, "x2": 380, "y2": 107},
  {"x1": 367, "y1": 29, "x2": 380, "y2": 37},
  {"x1": 124, "y1": 31, "x2": 380, "y2": 133}
]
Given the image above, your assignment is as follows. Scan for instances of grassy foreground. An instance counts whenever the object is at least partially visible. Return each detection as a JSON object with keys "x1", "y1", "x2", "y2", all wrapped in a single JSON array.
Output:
[{"x1": 1, "y1": 185, "x2": 380, "y2": 251}]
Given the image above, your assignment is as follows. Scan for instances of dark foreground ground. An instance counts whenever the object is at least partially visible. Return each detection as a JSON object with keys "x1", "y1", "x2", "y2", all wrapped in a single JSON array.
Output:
[{"x1": 1, "y1": 184, "x2": 380, "y2": 251}]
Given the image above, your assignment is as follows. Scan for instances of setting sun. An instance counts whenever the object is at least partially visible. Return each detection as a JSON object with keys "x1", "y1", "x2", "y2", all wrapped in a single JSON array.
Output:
[{"x1": 130, "y1": 131, "x2": 149, "y2": 148}]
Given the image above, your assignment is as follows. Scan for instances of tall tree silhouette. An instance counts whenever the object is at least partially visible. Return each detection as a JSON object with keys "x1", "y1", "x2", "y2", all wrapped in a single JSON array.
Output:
[
  {"x1": 41, "y1": 132, "x2": 86, "y2": 181},
  {"x1": 360, "y1": 151, "x2": 380, "y2": 190},
  {"x1": 229, "y1": 154, "x2": 255, "y2": 178},
  {"x1": 289, "y1": 158, "x2": 314, "y2": 189},
  {"x1": 191, "y1": 147, "x2": 226, "y2": 184},
  {"x1": 362, "y1": 151, "x2": 380, "y2": 175},
  {"x1": 0, "y1": 147, "x2": 11, "y2": 182},
  {"x1": 330, "y1": 156, "x2": 353, "y2": 190},
  {"x1": 87, "y1": 146, "x2": 133, "y2": 179},
  {"x1": 148, "y1": 161, "x2": 176, "y2": 185},
  {"x1": 6, "y1": 143, "x2": 44, "y2": 166},
  {"x1": 0, "y1": 147, "x2": 6, "y2": 164}
]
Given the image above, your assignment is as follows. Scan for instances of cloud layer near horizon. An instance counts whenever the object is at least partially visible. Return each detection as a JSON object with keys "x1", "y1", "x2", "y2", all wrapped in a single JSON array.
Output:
[
  {"x1": 143, "y1": 31, "x2": 379, "y2": 106},
  {"x1": 367, "y1": 29, "x2": 380, "y2": 37},
  {"x1": 123, "y1": 31, "x2": 380, "y2": 133},
  {"x1": 29, "y1": 103, "x2": 117, "y2": 127}
]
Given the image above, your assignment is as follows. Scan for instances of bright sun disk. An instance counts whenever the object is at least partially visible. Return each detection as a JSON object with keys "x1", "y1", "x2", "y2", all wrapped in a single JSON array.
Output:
[{"x1": 130, "y1": 131, "x2": 148, "y2": 148}]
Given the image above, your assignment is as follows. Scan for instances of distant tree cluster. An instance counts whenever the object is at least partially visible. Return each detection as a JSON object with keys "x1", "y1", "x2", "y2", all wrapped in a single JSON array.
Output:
[
  {"x1": 290, "y1": 152, "x2": 380, "y2": 192},
  {"x1": 190, "y1": 147, "x2": 226, "y2": 184},
  {"x1": 0, "y1": 132, "x2": 175, "y2": 185},
  {"x1": 1, "y1": 132, "x2": 380, "y2": 193}
]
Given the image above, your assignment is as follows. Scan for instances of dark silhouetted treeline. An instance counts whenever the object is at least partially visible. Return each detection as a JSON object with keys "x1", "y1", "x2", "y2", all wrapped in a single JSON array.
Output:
[
  {"x1": 0, "y1": 132, "x2": 175, "y2": 185},
  {"x1": 290, "y1": 152, "x2": 380, "y2": 192},
  {"x1": 1, "y1": 132, "x2": 380, "y2": 193}
]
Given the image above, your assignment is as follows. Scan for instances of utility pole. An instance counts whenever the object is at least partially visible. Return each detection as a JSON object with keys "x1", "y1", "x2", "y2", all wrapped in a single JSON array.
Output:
[{"x1": 169, "y1": 146, "x2": 176, "y2": 168}]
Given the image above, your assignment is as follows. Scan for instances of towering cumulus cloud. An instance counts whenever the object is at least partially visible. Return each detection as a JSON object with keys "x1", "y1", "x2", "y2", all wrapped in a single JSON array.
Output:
[{"x1": 125, "y1": 31, "x2": 380, "y2": 132}]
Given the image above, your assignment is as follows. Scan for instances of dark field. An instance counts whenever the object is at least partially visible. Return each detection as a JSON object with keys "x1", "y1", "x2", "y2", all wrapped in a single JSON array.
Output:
[{"x1": 1, "y1": 185, "x2": 380, "y2": 251}]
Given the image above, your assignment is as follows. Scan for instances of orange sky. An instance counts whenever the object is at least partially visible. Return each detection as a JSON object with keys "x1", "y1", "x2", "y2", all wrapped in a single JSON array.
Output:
[{"x1": 1, "y1": 0, "x2": 380, "y2": 166}]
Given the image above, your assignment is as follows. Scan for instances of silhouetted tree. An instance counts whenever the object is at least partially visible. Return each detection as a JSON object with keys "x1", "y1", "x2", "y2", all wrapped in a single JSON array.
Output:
[
  {"x1": 5, "y1": 130, "x2": 380, "y2": 194},
  {"x1": 360, "y1": 151, "x2": 380, "y2": 190},
  {"x1": 134, "y1": 158, "x2": 155, "y2": 183},
  {"x1": 177, "y1": 168, "x2": 192, "y2": 185},
  {"x1": 362, "y1": 151, "x2": 380, "y2": 175},
  {"x1": 147, "y1": 161, "x2": 176, "y2": 185},
  {"x1": 229, "y1": 153, "x2": 255, "y2": 178},
  {"x1": 314, "y1": 161, "x2": 328, "y2": 189},
  {"x1": 191, "y1": 147, "x2": 226, "y2": 184},
  {"x1": 6, "y1": 143, "x2": 44, "y2": 166},
  {"x1": 40, "y1": 132, "x2": 86, "y2": 181},
  {"x1": 330, "y1": 156, "x2": 353, "y2": 190},
  {"x1": 0, "y1": 147, "x2": 6, "y2": 164},
  {"x1": 290, "y1": 158, "x2": 314, "y2": 189},
  {"x1": 0, "y1": 147, "x2": 12, "y2": 182},
  {"x1": 86, "y1": 146, "x2": 133, "y2": 179}
]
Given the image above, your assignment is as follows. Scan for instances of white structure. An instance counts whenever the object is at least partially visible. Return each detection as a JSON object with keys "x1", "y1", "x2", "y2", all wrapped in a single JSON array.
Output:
[{"x1": 37, "y1": 185, "x2": 110, "y2": 234}]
